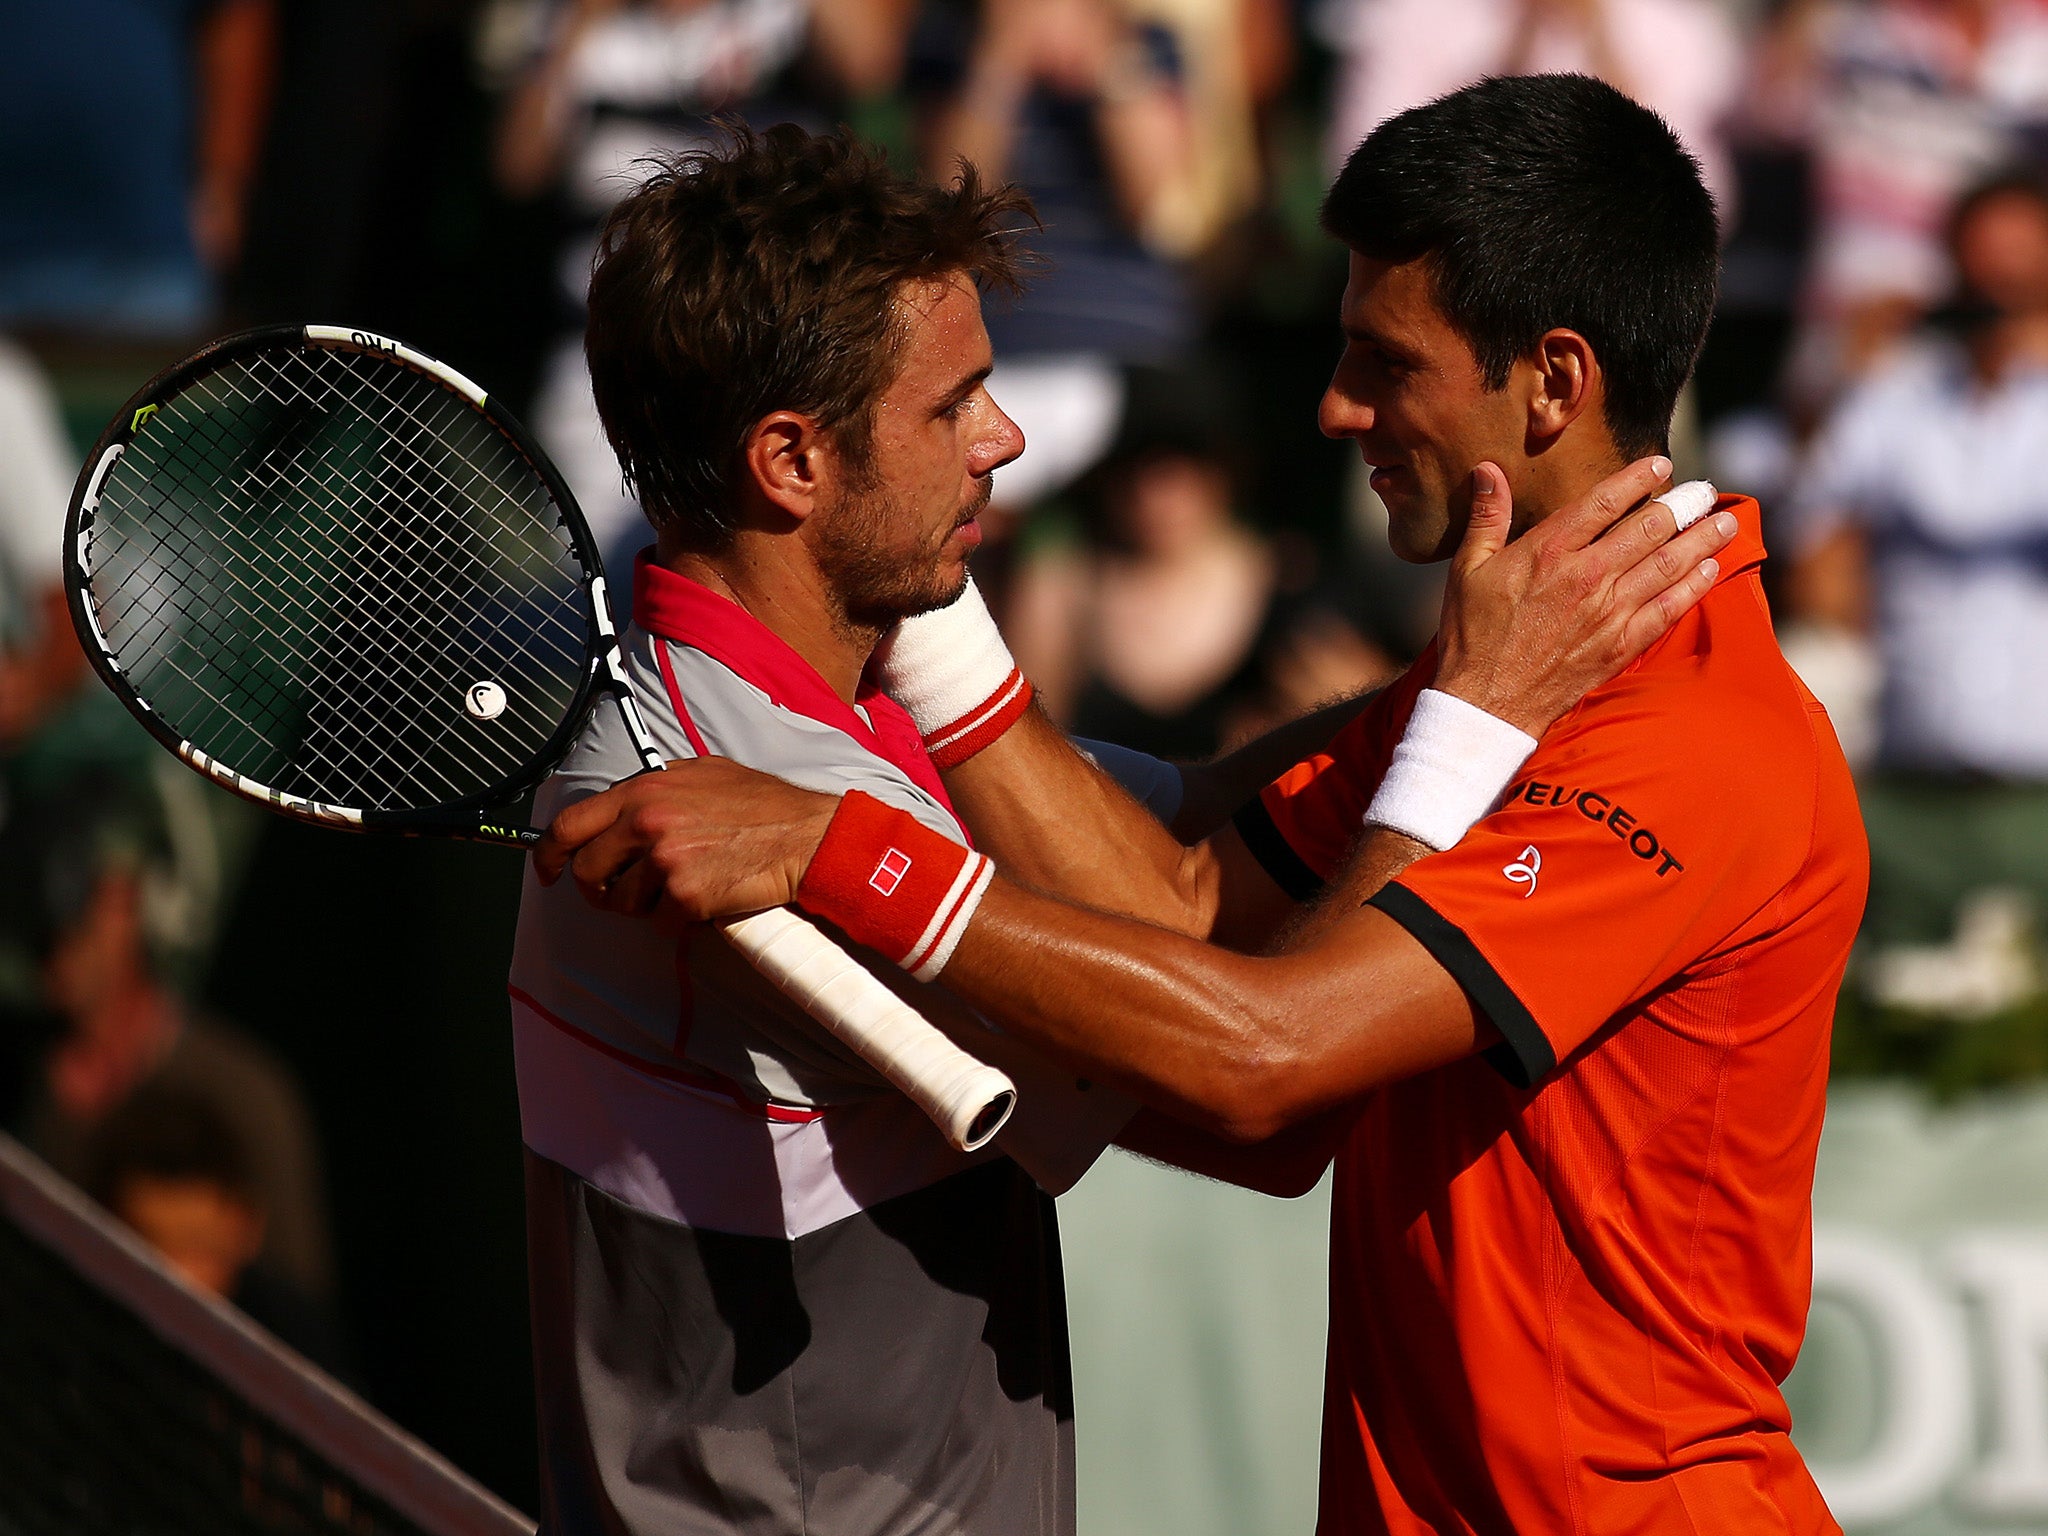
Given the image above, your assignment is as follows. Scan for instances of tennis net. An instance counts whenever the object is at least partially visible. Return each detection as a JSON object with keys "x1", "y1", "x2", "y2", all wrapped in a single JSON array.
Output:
[{"x1": 0, "y1": 1131, "x2": 535, "y2": 1536}]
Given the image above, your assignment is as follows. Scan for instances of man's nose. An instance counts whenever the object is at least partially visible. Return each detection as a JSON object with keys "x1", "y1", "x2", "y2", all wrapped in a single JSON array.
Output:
[
  {"x1": 977, "y1": 406, "x2": 1026, "y2": 475},
  {"x1": 1318, "y1": 383, "x2": 1371, "y2": 440}
]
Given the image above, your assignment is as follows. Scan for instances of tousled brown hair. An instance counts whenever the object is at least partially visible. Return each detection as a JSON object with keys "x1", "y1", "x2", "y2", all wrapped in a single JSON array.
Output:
[{"x1": 585, "y1": 122, "x2": 1034, "y2": 548}]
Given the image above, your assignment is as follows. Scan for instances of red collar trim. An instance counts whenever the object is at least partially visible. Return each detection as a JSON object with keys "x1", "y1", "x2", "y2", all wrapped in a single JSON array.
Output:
[{"x1": 631, "y1": 553, "x2": 954, "y2": 811}]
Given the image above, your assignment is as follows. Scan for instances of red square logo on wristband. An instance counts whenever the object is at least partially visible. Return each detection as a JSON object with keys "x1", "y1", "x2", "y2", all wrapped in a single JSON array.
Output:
[{"x1": 870, "y1": 848, "x2": 912, "y2": 896}]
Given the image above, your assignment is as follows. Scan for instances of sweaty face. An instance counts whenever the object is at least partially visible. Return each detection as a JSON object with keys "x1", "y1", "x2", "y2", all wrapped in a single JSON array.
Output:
[
  {"x1": 811, "y1": 274, "x2": 1023, "y2": 632},
  {"x1": 1318, "y1": 252, "x2": 1526, "y2": 563}
]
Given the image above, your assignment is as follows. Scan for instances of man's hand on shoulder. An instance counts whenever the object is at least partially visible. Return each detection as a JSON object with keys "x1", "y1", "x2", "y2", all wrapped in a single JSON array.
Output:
[
  {"x1": 1435, "y1": 457, "x2": 1736, "y2": 736},
  {"x1": 533, "y1": 758, "x2": 837, "y2": 923}
]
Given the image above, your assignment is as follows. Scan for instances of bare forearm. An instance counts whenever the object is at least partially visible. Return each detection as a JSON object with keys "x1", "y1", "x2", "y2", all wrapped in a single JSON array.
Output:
[
  {"x1": 807, "y1": 0, "x2": 913, "y2": 96},
  {"x1": 936, "y1": 835, "x2": 1467, "y2": 1141},
  {"x1": 927, "y1": 58, "x2": 1030, "y2": 183},
  {"x1": 191, "y1": 0, "x2": 275, "y2": 267},
  {"x1": 496, "y1": 62, "x2": 579, "y2": 195},
  {"x1": 1789, "y1": 524, "x2": 1870, "y2": 633},
  {"x1": 942, "y1": 707, "x2": 1222, "y2": 933}
]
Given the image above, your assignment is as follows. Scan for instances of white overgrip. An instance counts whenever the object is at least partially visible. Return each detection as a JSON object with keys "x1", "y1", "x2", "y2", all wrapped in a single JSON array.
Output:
[{"x1": 717, "y1": 907, "x2": 1017, "y2": 1150}]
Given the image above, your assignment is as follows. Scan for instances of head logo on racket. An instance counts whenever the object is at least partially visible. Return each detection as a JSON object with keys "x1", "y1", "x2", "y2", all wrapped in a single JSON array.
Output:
[{"x1": 466, "y1": 681, "x2": 509, "y2": 721}]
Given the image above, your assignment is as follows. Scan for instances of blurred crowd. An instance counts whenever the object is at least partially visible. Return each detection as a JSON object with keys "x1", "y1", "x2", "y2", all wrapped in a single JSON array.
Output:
[{"x1": 8, "y1": 0, "x2": 2048, "y2": 1503}]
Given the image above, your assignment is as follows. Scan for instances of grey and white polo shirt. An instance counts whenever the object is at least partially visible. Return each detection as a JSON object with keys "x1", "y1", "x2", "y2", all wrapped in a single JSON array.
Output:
[{"x1": 509, "y1": 558, "x2": 1076, "y2": 1536}]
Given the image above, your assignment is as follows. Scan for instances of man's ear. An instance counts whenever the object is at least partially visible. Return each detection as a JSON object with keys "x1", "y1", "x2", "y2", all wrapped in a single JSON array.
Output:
[
  {"x1": 742, "y1": 411, "x2": 828, "y2": 523},
  {"x1": 1524, "y1": 328, "x2": 1600, "y2": 450}
]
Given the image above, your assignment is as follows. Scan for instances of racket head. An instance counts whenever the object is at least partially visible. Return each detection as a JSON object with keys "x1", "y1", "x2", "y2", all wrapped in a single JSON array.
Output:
[{"x1": 65, "y1": 324, "x2": 625, "y2": 836}]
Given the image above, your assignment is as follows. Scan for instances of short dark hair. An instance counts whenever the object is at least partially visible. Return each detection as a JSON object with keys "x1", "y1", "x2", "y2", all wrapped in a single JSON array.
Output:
[
  {"x1": 1321, "y1": 74, "x2": 1720, "y2": 457},
  {"x1": 1948, "y1": 165, "x2": 2048, "y2": 252},
  {"x1": 84, "y1": 1088, "x2": 255, "y2": 1211},
  {"x1": 585, "y1": 123, "x2": 1034, "y2": 548}
]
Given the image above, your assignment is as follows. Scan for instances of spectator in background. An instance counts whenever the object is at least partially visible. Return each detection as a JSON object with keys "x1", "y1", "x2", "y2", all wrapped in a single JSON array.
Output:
[
  {"x1": 1007, "y1": 366, "x2": 1281, "y2": 758},
  {"x1": 2, "y1": 780, "x2": 335, "y2": 1302},
  {"x1": 1318, "y1": 0, "x2": 1742, "y2": 212},
  {"x1": 1007, "y1": 364, "x2": 1396, "y2": 759},
  {"x1": 492, "y1": 0, "x2": 915, "y2": 575},
  {"x1": 0, "y1": 0, "x2": 276, "y2": 334},
  {"x1": 0, "y1": 337, "x2": 85, "y2": 749},
  {"x1": 1787, "y1": 170, "x2": 2048, "y2": 1006},
  {"x1": 1119, "y1": 0, "x2": 1293, "y2": 267},
  {"x1": 917, "y1": 0, "x2": 1203, "y2": 544},
  {"x1": 1767, "y1": 0, "x2": 2048, "y2": 404},
  {"x1": 83, "y1": 1085, "x2": 353, "y2": 1378}
]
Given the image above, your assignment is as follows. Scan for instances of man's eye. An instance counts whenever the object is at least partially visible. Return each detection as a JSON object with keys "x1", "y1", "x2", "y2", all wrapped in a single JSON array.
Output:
[{"x1": 1342, "y1": 343, "x2": 1402, "y2": 381}]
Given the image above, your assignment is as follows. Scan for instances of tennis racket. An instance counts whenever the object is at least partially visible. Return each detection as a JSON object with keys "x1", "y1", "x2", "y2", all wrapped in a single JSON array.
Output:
[{"x1": 63, "y1": 323, "x2": 1015, "y2": 1152}]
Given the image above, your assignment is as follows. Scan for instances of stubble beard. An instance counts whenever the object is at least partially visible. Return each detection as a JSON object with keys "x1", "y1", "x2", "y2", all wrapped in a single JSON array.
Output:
[
  {"x1": 1378, "y1": 471, "x2": 1462, "y2": 565},
  {"x1": 817, "y1": 474, "x2": 992, "y2": 635}
]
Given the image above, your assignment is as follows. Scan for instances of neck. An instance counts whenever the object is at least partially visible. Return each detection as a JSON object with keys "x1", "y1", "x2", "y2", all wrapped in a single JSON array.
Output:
[
  {"x1": 1510, "y1": 437, "x2": 1636, "y2": 534},
  {"x1": 1970, "y1": 312, "x2": 2048, "y2": 384},
  {"x1": 664, "y1": 534, "x2": 878, "y2": 703}
]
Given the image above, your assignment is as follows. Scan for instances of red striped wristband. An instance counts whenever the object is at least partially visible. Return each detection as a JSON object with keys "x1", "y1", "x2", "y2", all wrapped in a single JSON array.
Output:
[
  {"x1": 795, "y1": 791, "x2": 995, "y2": 982},
  {"x1": 921, "y1": 670, "x2": 1034, "y2": 771}
]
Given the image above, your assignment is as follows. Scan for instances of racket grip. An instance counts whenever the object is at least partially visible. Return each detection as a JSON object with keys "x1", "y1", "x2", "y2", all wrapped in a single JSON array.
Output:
[{"x1": 716, "y1": 908, "x2": 1017, "y2": 1151}]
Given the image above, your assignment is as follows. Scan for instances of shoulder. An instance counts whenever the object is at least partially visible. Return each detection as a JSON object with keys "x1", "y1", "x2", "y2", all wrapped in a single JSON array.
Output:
[
  {"x1": 662, "y1": 640, "x2": 964, "y2": 842},
  {"x1": 1541, "y1": 586, "x2": 1841, "y2": 869}
]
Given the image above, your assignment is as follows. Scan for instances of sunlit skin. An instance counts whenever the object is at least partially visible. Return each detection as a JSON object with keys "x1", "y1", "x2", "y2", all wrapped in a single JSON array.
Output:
[
  {"x1": 540, "y1": 251, "x2": 1739, "y2": 1167},
  {"x1": 1321, "y1": 251, "x2": 1640, "y2": 563},
  {"x1": 112, "y1": 1176, "x2": 265, "y2": 1299},
  {"x1": 667, "y1": 271, "x2": 1024, "y2": 700}
]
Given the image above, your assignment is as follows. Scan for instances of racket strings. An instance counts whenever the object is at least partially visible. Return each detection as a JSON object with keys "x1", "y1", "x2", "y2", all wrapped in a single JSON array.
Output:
[
  {"x1": 224, "y1": 351, "x2": 588, "y2": 801},
  {"x1": 86, "y1": 341, "x2": 594, "y2": 811},
  {"x1": 175, "y1": 362, "x2": 573, "y2": 801},
  {"x1": 267, "y1": 357, "x2": 594, "y2": 801},
  {"x1": 108, "y1": 385, "x2": 508, "y2": 807},
  {"x1": 243, "y1": 351, "x2": 584, "y2": 650}
]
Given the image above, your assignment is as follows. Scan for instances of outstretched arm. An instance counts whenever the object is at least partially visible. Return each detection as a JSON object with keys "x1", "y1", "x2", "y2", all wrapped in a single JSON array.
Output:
[
  {"x1": 897, "y1": 457, "x2": 1731, "y2": 948},
  {"x1": 533, "y1": 460, "x2": 1735, "y2": 1136}
]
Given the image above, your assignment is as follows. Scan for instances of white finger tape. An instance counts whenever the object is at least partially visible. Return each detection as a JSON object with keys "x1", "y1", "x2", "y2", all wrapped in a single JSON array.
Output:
[{"x1": 1655, "y1": 480, "x2": 1717, "y2": 530}]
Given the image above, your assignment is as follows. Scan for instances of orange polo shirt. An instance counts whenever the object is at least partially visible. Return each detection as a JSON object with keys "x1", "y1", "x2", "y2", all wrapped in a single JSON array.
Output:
[{"x1": 1234, "y1": 498, "x2": 1866, "y2": 1535}]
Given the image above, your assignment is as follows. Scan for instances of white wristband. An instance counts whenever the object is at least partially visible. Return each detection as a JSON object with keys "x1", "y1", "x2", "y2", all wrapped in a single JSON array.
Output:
[
  {"x1": 871, "y1": 579, "x2": 1031, "y2": 766},
  {"x1": 1364, "y1": 689, "x2": 1537, "y2": 851}
]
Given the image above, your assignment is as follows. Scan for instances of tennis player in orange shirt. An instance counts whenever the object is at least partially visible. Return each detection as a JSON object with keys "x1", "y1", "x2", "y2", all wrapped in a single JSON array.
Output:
[{"x1": 541, "y1": 74, "x2": 1865, "y2": 1535}]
